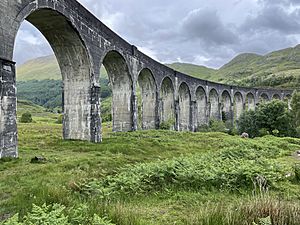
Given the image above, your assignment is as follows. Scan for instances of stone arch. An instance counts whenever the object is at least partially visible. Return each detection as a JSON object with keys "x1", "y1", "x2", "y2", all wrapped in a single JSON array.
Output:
[
  {"x1": 102, "y1": 50, "x2": 133, "y2": 132},
  {"x1": 220, "y1": 90, "x2": 232, "y2": 123},
  {"x1": 233, "y1": 92, "x2": 244, "y2": 121},
  {"x1": 259, "y1": 93, "x2": 270, "y2": 103},
  {"x1": 15, "y1": 8, "x2": 93, "y2": 141},
  {"x1": 178, "y1": 82, "x2": 191, "y2": 131},
  {"x1": 195, "y1": 86, "x2": 207, "y2": 127},
  {"x1": 160, "y1": 77, "x2": 175, "y2": 129},
  {"x1": 245, "y1": 92, "x2": 255, "y2": 111},
  {"x1": 272, "y1": 94, "x2": 281, "y2": 100},
  {"x1": 137, "y1": 68, "x2": 157, "y2": 130},
  {"x1": 209, "y1": 89, "x2": 220, "y2": 120}
]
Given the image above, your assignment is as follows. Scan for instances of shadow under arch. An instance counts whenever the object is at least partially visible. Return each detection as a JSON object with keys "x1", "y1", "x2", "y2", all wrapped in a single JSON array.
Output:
[
  {"x1": 195, "y1": 86, "x2": 207, "y2": 128},
  {"x1": 272, "y1": 94, "x2": 281, "y2": 100},
  {"x1": 137, "y1": 68, "x2": 157, "y2": 130},
  {"x1": 245, "y1": 92, "x2": 255, "y2": 111},
  {"x1": 101, "y1": 50, "x2": 133, "y2": 132},
  {"x1": 220, "y1": 90, "x2": 232, "y2": 123},
  {"x1": 209, "y1": 89, "x2": 220, "y2": 120},
  {"x1": 233, "y1": 92, "x2": 244, "y2": 121},
  {"x1": 159, "y1": 77, "x2": 175, "y2": 129},
  {"x1": 259, "y1": 93, "x2": 270, "y2": 103},
  {"x1": 14, "y1": 8, "x2": 93, "y2": 141},
  {"x1": 178, "y1": 82, "x2": 191, "y2": 131}
]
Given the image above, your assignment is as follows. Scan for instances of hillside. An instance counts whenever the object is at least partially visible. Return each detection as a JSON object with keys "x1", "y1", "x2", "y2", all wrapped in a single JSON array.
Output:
[
  {"x1": 16, "y1": 45, "x2": 300, "y2": 111},
  {"x1": 166, "y1": 62, "x2": 216, "y2": 80},
  {"x1": 2, "y1": 122, "x2": 300, "y2": 224},
  {"x1": 17, "y1": 55, "x2": 108, "y2": 81},
  {"x1": 216, "y1": 45, "x2": 300, "y2": 88}
]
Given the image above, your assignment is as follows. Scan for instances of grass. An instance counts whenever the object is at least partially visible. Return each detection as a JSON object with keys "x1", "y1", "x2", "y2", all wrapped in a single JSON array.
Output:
[{"x1": 1, "y1": 116, "x2": 300, "y2": 224}]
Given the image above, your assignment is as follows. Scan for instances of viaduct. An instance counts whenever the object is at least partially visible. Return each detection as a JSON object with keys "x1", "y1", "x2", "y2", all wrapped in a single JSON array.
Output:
[{"x1": 0, "y1": 0, "x2": 293, "y2": 158}]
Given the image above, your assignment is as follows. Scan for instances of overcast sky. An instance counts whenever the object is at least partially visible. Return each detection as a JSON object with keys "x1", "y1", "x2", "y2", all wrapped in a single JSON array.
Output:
[{"x1": 13, "y1": 0, "x2": 300, "y2": 68}]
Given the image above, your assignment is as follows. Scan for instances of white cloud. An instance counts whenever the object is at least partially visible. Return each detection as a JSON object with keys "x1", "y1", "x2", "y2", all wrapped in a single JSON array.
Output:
[{"x1": 13, "y1": 0, "x2": 300, "y2": 68}]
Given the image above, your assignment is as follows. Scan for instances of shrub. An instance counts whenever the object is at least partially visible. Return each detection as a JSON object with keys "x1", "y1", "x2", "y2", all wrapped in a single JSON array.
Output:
[
  {"x1": 238, "y1": 100, "x2": 297, "y2": 138},
  {"x1": 0, "y1": 203, "x2": 115, "y2": 225},
  {"x1": 19, "y1": 112, "x2": 32, "y2": 123},
  {"x1": 159, "y1": 119, "x2": 174, "y2": 130},
  {"x1": 209, "y1": 119, "x2": 227, "y2": 132},
  {"x1": 56, "y1": 115, "x2": 63, "y2": 124},
  {"x1": 294, "y1": 164, "x2": 300, "y2": 182}
]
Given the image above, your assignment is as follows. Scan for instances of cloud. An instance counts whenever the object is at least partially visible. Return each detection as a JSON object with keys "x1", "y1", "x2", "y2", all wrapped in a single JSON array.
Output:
[
  {"x1": 181, "y1": 8, "x2": 238, "y2": 45},
  {"x1": 12, "y1": 0, "x2": 300, "y2": 68}
]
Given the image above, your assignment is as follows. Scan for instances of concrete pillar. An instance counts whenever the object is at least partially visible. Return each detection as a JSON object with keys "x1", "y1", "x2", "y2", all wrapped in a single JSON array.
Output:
[
  {"x1": 190, "y1": 100, "x2": 197, "y2": 132},
  {"x1": 0, "y1": 58, "x2": 17, "y2": 158},
  {"x1": 132, "y1": 91, "x2": 138, "y2": 131},
  {"x1": 175, "y1": 99, "x2": 180, "y2": 131},
  {"x1": 90, "y1": 84, "x2": 101, "y2": 142}
]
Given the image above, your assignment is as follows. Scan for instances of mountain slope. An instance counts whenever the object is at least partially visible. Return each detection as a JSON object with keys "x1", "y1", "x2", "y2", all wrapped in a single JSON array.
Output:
[
  {"x1": 216, "y1": 45, "x2": 300, "y2": 88},
  {"x1": 166, "y1": 62, "x2": 216, "y2": 80},
  {"x1": 17, "y1": 55, "x2": 108, "y2": 81},
  {"x1": 17, "y1": 55, "x2": 61, "y2": 81}
]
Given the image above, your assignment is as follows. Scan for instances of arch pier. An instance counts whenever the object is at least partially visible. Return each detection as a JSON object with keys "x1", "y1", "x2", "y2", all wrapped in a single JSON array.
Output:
[{"x1": 0, "y1": 0, "x2": 293, "y2": 158}]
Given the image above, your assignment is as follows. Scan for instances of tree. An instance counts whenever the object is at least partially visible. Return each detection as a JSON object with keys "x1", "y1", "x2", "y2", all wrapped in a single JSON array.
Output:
[
  {"x1": 20, "y1": 112, "x2": 33, "y2": 123},
  {"x1": 238, "y1": 110, "x2": 259, "y2": 138},
  {"x1": 291, "y1": 91, "x2": 300, "y2": 128},
  {"x1": 238, "y1": 100, "x2": 296, "y2": 138}
]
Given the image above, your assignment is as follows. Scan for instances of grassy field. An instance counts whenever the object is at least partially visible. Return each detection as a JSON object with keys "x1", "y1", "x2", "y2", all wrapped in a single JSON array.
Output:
[{"x1": 1, "y1": 116, "x2": 300, "y2": 224}]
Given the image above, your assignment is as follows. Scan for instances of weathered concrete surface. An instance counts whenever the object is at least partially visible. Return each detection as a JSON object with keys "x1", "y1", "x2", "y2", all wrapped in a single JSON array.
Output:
[
  {"x1": 0, "y1": 58, "x2": 17, "y2": 158},
  {"x1": 245, "y1": 93, "x2": 256, "y2": 111},
  {"x1": 138, "y1": 69, "x2": 157, "y2": 130},
  {"x1": 178, "y1": 83, "x2": 191, "y2": 131},
  {"x1": 0, "y1": 0, "x2": 295, "y2": 158},
  {"x1": 221, "y1": 90, "x2": 232, "y2": 123},
  {"x1": 209, "y1": 89, "x2": 220, "y2": 120},
  {"x1": 160, "y1": 77, "x2": 175, "y2": 129},
  {"x1": 233, "y1": 92, "x2": 244, "y2": 121},
  {"x1": 195, "y1": 87, "x2": 207, "y2": 127}
]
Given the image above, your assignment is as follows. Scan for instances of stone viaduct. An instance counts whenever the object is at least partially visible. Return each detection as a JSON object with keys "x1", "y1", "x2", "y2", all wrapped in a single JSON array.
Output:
[{"x1": 0, "y1": 0, "x2": 293, "y2": 158}]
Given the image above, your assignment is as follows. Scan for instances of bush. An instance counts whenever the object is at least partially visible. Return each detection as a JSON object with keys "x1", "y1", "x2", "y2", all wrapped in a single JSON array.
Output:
[
  {"x1": 238, "y1": 100, "x2": 297, "y2": 138},
  {"x1": 209, "y1": 119, "x2": 227, "y2": 132},
  {"x1": 294, "y1": 164, "x2": 300, "y2": 182},
  {"x1": 0, "y1": 203, "x2": 115, "y2": 225},
  {"x1": 19, "y1": 112, "x2": 33, "y2": 123},
  {"x1": 56, "y1": 115, "x2": 63, "y2": 124},
  {"x1": 159, "y1": 119, "x2": 174, "y2": 130}
]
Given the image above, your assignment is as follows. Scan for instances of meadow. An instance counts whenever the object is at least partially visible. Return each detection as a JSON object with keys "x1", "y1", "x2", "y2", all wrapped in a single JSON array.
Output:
[{"x1": 1, "y1": 114, "x2": 300, "y2": 224}]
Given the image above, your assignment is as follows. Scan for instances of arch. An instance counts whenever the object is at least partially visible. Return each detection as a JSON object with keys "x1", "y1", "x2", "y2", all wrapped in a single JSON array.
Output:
[
  {"x1": 259, "y1": 93, "x2": 270, "y2": 103},
  {"x1": 102, "y1": 50, "x2": 133, "y2": 132},
  {"x1": 178, "y1": 82, "x2": 191, "y2": 131},
  {"x1": 245, "y1": 92, "x2": 255, "y2": 111},
  {"x1": 272, "y1": 94, "x2": 281, "y2": 100},
  {"x1": 209, "y1": 89, "x2": 220, "y2": 120},
  {"x1": 195, "y1": 86, "x2": 207, "y2": 127},
  {"x1": 220, "y1": 90, "x2": 232, "y2": 123},
  {"x1": 15, "y1": 8, "x2": 93, "y2": 141},
  {"x1": 233, "y1": 92, "x2": 244, "y2": 121},
  {"x1": 160, "y1": 77, "x2": 175, "y2": 129},
  {"x1": 137, "y1": 68, "x2": 157, "y2": 130}
]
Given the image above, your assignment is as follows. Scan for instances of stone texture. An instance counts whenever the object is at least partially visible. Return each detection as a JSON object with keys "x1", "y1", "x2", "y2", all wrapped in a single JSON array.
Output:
[{"x1": 0, "y1": 0, "x2": 294, "y2": 158}]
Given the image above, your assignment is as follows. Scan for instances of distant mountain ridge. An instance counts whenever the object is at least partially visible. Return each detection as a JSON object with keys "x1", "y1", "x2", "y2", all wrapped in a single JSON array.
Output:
[{"x1": 17, "y1": 45, "x2": 300, "y2": 88}]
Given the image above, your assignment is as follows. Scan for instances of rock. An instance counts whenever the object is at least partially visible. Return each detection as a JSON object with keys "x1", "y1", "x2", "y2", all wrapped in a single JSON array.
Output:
[
  {"x1": 241, "y1": 132, "x2": 249, "y2": 138},
  {"x1": 30, "y1": 156, "x2": 47, "y2": 164}
]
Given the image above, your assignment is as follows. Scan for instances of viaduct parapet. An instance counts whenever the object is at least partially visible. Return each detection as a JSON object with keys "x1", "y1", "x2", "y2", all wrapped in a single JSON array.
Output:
[{"x1": 0, "y1": 0, "x2": 293, "y2": 158}]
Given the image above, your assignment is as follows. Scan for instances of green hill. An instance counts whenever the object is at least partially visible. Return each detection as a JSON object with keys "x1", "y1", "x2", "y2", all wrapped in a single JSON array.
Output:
[
  {"x1": 16, "y1": 45, "x2": 300, "y2": 110},
  {"x1": 166, "y1": 62, "x2": 216, "y2": 80},
  {"x1": 216, "y1": 45, "x2": 300, "y2": 88},
  {"x1": 17, "y1": 55, "x2": 61, "y2": 81},
  {"x1": 17, "y1": 55, "x2": 108, "y2": 81}
]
